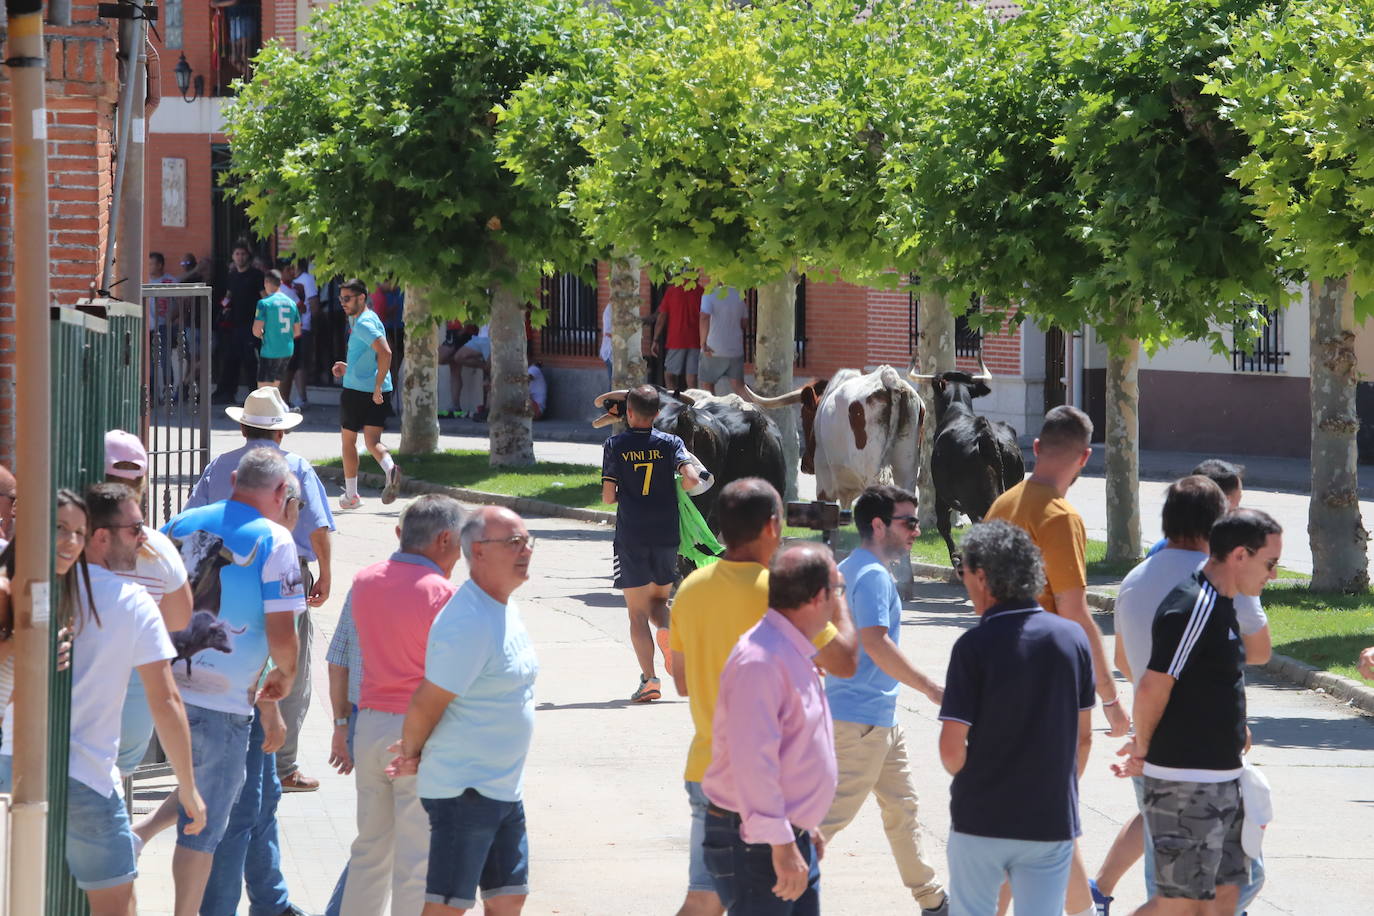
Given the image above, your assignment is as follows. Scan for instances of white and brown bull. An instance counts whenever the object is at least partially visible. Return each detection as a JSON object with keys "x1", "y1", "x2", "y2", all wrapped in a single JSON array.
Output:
[{"x1": 743, "y1": 364, "x2": 926, "y2": 508}]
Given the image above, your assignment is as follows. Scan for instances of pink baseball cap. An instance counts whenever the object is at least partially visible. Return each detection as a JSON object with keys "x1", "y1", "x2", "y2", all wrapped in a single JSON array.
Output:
[{"x1": 105, "y1": 429, "x2": 148, "y2": 480}]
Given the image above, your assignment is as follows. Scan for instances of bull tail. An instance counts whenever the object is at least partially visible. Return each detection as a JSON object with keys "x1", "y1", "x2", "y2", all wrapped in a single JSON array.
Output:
[
  {"x1": 875, "y1": 367, "x2": 911, "y2": 474},
  {"x1": 974, "y1": 417, "x2": 1002, "y2": 512}
]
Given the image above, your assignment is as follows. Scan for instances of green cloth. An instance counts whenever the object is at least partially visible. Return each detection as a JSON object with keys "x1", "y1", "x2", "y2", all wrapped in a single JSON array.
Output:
[
  {"x1": 255, "y1": 291, "x2": 300, "y2": 359},
  {"x1": 677, "y1": 485, "x2": 723, "y2": 567}
]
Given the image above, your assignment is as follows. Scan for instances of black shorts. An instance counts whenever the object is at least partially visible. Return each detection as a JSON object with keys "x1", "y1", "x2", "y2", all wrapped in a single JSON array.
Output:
[
  {"x1": 339, "y1": 386, "x2": 393, "y2": 432},
  {"x1": 288, "y1": 331, "x2": 310, "y2": 371},
  {"x1": 613, "y1": 541, "x2": 679, "y2": 589},
  {"x1": 258, "y1": 356, "x2": 289, "y2": 382}
]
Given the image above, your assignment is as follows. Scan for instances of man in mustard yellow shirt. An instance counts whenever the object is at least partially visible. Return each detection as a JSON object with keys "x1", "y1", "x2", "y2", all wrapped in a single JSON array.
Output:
[{"x1": 668, "y1": 478, "x2": 858, "y2": 916}]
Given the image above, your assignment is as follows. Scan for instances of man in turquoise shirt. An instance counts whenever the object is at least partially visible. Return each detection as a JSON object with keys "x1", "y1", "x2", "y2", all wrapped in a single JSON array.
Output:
[
  {"x1": 390, "y1": 506, "x2": 539, "y2": 916},
  {"x1": 331, "y1": 278, "x2": 402, "y2": 511},
  {"x1": 253, "y1": 270, "x2": 301, "y2": 393},
  {"x1": 822, "y1": 485, "x2": 950, "y2": 916}
]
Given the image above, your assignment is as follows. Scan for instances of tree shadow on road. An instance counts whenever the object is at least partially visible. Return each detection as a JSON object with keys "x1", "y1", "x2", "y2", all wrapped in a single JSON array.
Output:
[{"x1": 1248, "y1": 714, "x2": 1374, "y2": 751}]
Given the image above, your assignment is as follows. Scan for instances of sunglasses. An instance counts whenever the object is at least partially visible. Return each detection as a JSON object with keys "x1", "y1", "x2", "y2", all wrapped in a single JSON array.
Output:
[
  {"x1": 101, "y1": 521, "x2": 145, "y2": 535},
  {"x1": 887, "y1": 514, "x2": 920, "y2": 531}
]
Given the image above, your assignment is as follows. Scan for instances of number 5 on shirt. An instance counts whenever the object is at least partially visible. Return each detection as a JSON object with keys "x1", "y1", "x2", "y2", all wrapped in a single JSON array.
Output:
[{"x1": 633, "y1": 461, "x2": 654, "y2": 496}]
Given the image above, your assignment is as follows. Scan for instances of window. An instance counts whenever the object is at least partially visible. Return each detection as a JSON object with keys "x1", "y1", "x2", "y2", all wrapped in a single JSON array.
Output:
[
  {"x1": 742, "y1": 279, "x2": 808, "y2": 367},
  {"x1": 1232, "y1": 304, "x2": 1287, "y2": 373},
  {"x1": 164, "y1": 0, "x2": 183, "y2": 48},
  {"x1": 538, "y1": 271, "x2": 600, "y2": 357},
  {"x1": 955, "y1": 296, "x2": 983, "y2": 357}
]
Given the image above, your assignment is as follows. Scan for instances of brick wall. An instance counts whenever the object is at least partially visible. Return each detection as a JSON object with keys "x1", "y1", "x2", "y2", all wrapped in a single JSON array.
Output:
[
  {"x1": 0, "y1": 2, "x2": 119, "y2": 468},
  {"x1": 143, "y1": 131, "x2": 215, "y2": 269}
]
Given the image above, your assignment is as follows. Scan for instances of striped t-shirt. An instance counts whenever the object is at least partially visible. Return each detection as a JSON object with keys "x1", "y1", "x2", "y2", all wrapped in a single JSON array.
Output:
[{"x1": 117, "y1": 526, "x2": 190, "y2": 605}]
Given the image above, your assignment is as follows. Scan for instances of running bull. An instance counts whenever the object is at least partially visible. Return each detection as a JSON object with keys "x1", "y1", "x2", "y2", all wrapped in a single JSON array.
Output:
[
  {"x1": 593, "y1": 388, "x2": 786, "y2": 530},
  {"x1": 908, "y1": 353, "x2": 1024, "y2": 563}
]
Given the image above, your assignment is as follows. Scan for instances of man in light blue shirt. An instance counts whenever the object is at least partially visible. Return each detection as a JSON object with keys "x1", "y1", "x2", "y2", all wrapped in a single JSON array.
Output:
[
  {"x1": 822, "y1": 485, "x2": 950, "y2": 916},
  {"x1": 390, "y1": 506, "x2": 539, "y2": 915},
  {"x1": 333, "y1": 278, "x2": 402, "y2": 511},
  {"x1": 187, "y1": 385, "x2": 335, "y2": 791}
]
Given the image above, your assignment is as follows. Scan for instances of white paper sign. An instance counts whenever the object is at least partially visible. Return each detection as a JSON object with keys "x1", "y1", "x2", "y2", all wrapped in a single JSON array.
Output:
[
  {"x1": 32, "y1": 109, "x2": 47, "y2": 140},
  {"x1": 132, "y1": 117, "x2": 145, "y2": 144},
  {"x1": 30, "y1": 581, "x2": 49, "y2": 625}
]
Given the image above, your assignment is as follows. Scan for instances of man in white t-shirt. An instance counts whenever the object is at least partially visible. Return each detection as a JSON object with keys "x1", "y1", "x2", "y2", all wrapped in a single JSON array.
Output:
[
  {"x1": 1093, "y1": 475, "x2": 1270, "y2": 913},
  {"x1": 279, "y1": 258, "x2": 315, "y2": 411},
  {"x1": 600, "y1": 303, "x2": 614, "y2": 388},
  {"x1": 528, "y1": 364, "x2": 548, "y2": 421},
  {"x1": 59, "y1": 482, "x2": 206, "y2": 913},
  {"x1": 698, "y1": 286, "x2": 748, "y2": 396}
]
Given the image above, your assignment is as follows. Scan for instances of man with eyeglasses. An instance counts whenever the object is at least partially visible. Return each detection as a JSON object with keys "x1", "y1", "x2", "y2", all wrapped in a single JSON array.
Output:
[
  {"x1": 389, "y1": 506, "x2": 539, "y2": 916},
  {"x1": 1111, "y1": 510, "x2": 1282, "y2": 915},
  {"x1": 334, "y1": 277, "x2": 403, "y2": 510},
  {"x1": 819, "y1": 484, "x2": 950, "y2": 916}
]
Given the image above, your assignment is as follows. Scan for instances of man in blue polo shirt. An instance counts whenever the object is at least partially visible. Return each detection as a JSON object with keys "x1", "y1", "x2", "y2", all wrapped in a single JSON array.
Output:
[
  {"x1": 601, "y1": 385, "x2": 700, "y2": 703},
  {"x1": 939, "y1": 520, "x2": 1095, "y2": 916},
  {"x1": 821, "y1": 485, "x2": 949, "y2": 915}
]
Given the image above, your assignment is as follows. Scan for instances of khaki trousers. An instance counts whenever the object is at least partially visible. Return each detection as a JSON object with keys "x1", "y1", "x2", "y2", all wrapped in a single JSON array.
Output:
[
  {"x1": 340, "y1": 708, "x2": 431, "y2": 916},
  {"x1": 821, "y1": 720, "x2": 945, "y2": 909}
]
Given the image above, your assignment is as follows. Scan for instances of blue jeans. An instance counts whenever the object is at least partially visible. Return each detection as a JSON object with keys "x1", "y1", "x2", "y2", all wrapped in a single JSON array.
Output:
[
  {"x1": 947, "y1": 830, "x2": 1074, "y2": 916},
  {"x1": 1133, "y1": 776, "x2": 1265, "y2": 911},
  {"x1": 178, "y1": 705, "x2": 253, "y2": 853},
  {"x1": 685, "y1": 781, "x2": 715, "y2": 893},
  {"x1": 702, "y1": 807, "x2": 819, "y2": 915},
  {"x1": 201, "y1": 710, "x2": 289, "y2": 916}
]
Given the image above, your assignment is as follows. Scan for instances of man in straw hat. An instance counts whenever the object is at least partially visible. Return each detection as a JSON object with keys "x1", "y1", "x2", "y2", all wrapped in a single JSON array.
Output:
[{"x1": 186, "y1": 386, "x2": 336, "y2": 792}]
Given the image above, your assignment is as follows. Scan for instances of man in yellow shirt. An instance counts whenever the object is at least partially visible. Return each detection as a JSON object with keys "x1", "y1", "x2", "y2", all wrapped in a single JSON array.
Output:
[
  {"x1": 984, "y1": 404, "x2": 1127, "y2": 916},
  {"x1": 668, "y1": 478, "x2": 858, "y2": 916}
]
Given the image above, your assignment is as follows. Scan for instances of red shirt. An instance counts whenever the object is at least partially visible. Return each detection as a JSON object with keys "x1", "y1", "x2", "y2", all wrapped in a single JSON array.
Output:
[
  {"x1": 660, "y1": 284, "x2": 703, "y2": 349},
  {"x1": 370, "y1": 288, "x2": 389, "y2": 324}
]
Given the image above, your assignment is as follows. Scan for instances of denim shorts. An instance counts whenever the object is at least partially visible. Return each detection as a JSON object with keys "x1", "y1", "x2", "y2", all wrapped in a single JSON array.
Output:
[
  {"x1": 703, "y1": 806, "x2": 819, "y2": 915},
  {"x1": 685, "y1": 781, "x2": 715, "y2": 893},
  {"x1": 66, "y1": 777, "x2": 139, "y2": 890},
  {"x1": 421, "y1": 789, "x2": 529, "y2": 909},
  {"x1": 177, "y1": 705, "x2": 253, "y2": 854},
  {"x1": 118, "y1": 669, "x2": 155, "y2": 776}
]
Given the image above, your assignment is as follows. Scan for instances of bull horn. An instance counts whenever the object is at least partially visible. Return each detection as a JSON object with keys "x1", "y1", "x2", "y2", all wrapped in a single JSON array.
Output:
[
  {"x1": 591, "y1": 412, "x2": 619, "y2": 428},
  {"x1": 975, "y1": 350, "x2": 992, "y2": 382},
  {"x1": 593, "y1": 389, "x2": 629, "y2": 408},
  {"x1": 742, "y1": 384, "x2": 805, "y2": 408}
]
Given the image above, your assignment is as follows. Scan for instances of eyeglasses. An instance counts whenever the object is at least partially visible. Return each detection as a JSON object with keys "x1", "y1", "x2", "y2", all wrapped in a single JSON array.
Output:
[
  {"x1": 829, "y1": 582, "x2": 846, "y2": 597},
  {"x1": 339, "y1": 293, "x2": 360, "y2": 303},
  {"x1": 101, "y1": 521, "x2": 145, "y2": 535},
  {"x1": 888, "y1": 514, "x2": 920, "y2": 531},
  {"x1": 477, "y1": 535, "x2": 537, "y2": 550},
  {"x1": 1243, "y1": 547, "x2": 1279, "y2": 572}
]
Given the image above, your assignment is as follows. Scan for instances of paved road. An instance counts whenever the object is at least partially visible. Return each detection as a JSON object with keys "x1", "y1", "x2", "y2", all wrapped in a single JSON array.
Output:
[{"x1": 132, "y1": 474, "x2": 1374, "y2": 914}]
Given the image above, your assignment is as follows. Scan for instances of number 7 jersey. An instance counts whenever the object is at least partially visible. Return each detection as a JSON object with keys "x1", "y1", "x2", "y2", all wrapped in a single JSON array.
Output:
[{"x1": 602, "y1": 425, "x2": 691, "y2": 547}]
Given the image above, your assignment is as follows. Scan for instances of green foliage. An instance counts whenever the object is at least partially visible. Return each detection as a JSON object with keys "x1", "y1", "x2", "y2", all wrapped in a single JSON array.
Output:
[
  {"x1": 884, "y1": 0, "x2": 1293, "y2": 354},
  {"x1": 1207, "y1": 0, "x2": 1374, "y2": 313},
  {"x1": 221, "y1": 0, "x2": 600, "y2": 319},
  {"x1": 556, "y1": 0, "x2": 918, "y2": 290}
]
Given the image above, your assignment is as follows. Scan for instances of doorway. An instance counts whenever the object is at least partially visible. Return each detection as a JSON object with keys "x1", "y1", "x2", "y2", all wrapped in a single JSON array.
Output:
[{"x1": 1045, "y1": 326, "x2": 1067, "y2": 415}]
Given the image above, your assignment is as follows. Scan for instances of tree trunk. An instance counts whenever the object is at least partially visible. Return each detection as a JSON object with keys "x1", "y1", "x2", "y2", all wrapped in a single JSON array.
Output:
[
  {"x1": 755, "y1": 270, "x2": 800, "y2": 500},
  {"x1": 488, "y1": 282, "x2": 533, "y2": 467},
  {"x1": 1104, "y1": 339, "x2": 1141, "y2": 563},
  {"x1": 1309, "y1": 275, "x2": 1369, "y2": 592},
  {"x1": 609, "y1": 254, "x2": 645, "y2": 391},
  {"x1": 399, "y1": 285, "x2": 440, "y2": 455},
  {"x1": 914, "y1": 285, "x2": 955, "y2": 529}
]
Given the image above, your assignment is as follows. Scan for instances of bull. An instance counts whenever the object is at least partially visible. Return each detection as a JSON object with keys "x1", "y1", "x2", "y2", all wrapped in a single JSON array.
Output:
[
  {"x1": 743, "y1": 364, "x2": 925, "y2": 508},
  {"x1": 593, "y1": 388, "x2": 786, "y2": 531},
  {"x1": 171, "y1": 610, "x2": 248, "y2": 679},
  {"x1": 908, "y1": 354, "x2": 1025, "y2": 563}
]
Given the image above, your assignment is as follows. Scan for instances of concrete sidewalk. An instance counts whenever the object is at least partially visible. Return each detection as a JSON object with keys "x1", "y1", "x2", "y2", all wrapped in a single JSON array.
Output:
[{"x1": 128, "y1": 480, "x2": 1374, "y2": 914}]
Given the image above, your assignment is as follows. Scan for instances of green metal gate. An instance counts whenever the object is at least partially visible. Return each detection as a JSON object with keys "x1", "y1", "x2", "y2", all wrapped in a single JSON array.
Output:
[{"x1": 45, "y1": 301, "x2": 143, "y2": 916}]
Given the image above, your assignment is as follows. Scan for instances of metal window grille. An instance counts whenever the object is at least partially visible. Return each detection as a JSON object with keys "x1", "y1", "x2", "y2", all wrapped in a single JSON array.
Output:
[
  {"x1": 742, "y1": 279, "x2": 808, "y2": 367},
  {"x1": 538, "y1": 271, "x2": 600, "y2": 358},
  {"x1": 1232, "y1": 305, "x2": 1288, "y2": 373},
  {"x1": 908, "y1": 286, "x2": 919, "y2": 355},
  {"x1": 955, "y1": 296, "x2": 983, "y2": 357}
]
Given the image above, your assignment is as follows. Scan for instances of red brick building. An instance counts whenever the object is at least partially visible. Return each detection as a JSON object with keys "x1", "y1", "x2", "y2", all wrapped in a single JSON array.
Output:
[{"x1": 0, "y1": 0, "x2": 120, "y2": 468}]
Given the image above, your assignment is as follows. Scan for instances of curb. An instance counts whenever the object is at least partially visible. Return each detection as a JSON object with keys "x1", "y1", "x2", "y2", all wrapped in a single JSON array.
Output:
[{"x1": 315, "y1": 465, "x2": 1374, "y2": 716}]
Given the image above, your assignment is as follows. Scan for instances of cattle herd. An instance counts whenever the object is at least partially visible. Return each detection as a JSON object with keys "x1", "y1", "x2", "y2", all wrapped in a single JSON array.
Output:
[{"x1": 592, "y1": 352, "x2": 1023, "y2": 564}]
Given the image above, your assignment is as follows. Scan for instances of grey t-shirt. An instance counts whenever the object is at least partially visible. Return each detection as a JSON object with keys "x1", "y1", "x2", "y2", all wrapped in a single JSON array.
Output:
[
  {"x1": 702, "y1": 287, "x2": 747, "y2": 358},
  {"x1": 1115, "y1": 548, "x2": 1209, "y2": 686}
]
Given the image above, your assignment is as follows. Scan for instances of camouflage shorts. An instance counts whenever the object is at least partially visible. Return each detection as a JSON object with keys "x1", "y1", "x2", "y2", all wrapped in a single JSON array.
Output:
[{"x1": 1141, "y1": 776, "x2": 1248, "y2": 899}]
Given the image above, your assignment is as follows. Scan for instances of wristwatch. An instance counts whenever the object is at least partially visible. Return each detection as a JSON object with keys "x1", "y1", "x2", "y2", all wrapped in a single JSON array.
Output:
[{"x1": 333, "y1": 717, "x2": 350, "y2": 727}]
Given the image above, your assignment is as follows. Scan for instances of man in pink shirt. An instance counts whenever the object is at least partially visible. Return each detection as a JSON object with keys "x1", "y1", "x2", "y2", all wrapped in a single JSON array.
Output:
[
  {"x1": 702, "y1": 543, "x2": 844, "y2": 913},
  {"x1": 337, "y1": 495, "x2": 464, "y2": 915}
]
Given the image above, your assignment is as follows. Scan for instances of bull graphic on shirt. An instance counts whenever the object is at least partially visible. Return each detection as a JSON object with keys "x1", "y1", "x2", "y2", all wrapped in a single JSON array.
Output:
[{"x1": 167, "y1": 529, "x2": 259, "y2": 679}]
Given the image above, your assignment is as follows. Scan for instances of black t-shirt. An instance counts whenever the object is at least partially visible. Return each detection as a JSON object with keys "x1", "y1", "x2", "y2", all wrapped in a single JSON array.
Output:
[
  {"x1": 938, "y1": 602, "x2": 1095, "y2": 842},
  {"x1": 225, "y1": 267, "x2": 265, "y2": 328},
  {"x1": 1145, "y1": 570, "x2": 1247, "y2": 773},
  {"x1": 602, "y1": 426, "x2": 690, "y2": 548}
]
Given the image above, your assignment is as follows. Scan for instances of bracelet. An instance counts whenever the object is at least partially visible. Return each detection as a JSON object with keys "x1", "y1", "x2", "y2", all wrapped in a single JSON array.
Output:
[{"x1": 1102, "y1": 697, "x2": 1120, "y2": 708}]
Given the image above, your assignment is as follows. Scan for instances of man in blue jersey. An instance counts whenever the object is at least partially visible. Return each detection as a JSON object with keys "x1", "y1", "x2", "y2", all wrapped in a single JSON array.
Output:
[
  {"x1": 139, "y1": 447, "x2": 304, "y2": 916},
  {"x1": 602, "y1": 385, "x2": 700, "y2": 702},
  {"x1": 333, "y1": 278, "x2": 402, "y2": 511}
]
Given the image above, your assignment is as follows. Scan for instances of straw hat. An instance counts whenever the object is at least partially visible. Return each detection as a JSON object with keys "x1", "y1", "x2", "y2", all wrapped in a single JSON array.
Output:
[{"x1": 226, "y1": 387, "x2": 305, "y2": 430}]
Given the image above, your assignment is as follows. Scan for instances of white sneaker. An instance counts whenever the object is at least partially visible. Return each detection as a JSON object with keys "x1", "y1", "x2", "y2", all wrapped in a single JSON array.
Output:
[{"x1": 339, "y1": 493, "x2": 362, "y2": 511}]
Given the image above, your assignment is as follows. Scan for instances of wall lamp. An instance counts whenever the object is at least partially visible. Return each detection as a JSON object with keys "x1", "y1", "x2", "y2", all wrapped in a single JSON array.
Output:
[{"x1": 174, "y1": 53, "x2": 204, "y2": 103}]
